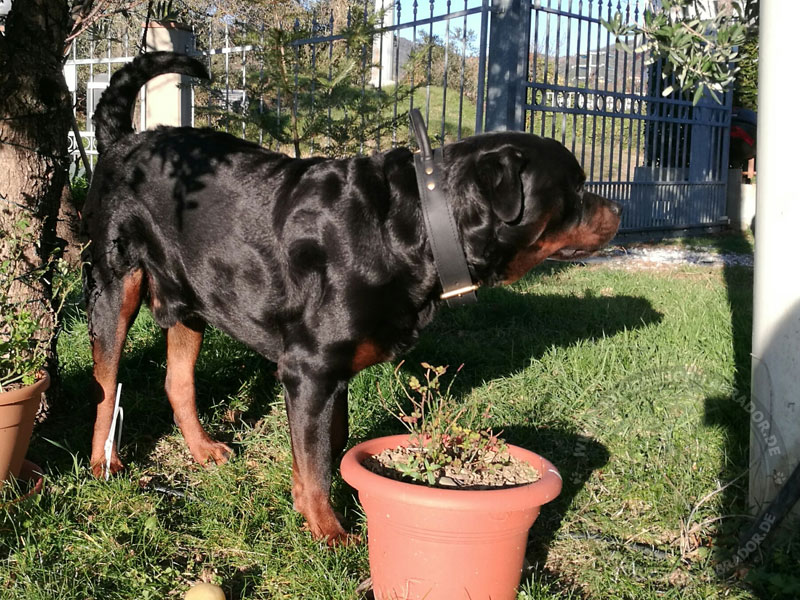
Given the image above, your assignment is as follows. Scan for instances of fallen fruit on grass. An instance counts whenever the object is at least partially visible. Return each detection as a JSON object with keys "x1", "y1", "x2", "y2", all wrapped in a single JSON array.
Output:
[{"x1": 185, "y1": 582, "x2": 225, "y2": 600}]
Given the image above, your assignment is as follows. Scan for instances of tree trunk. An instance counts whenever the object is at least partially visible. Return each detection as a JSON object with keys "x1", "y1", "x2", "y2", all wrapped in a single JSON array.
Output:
[{"x1": 0, "y1": 0, "x2": 72, "y2": 402}]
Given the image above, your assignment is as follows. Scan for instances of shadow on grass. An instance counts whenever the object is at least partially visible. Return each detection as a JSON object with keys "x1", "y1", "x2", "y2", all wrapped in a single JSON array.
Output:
[
  {"x1": 33, "y1": 312, "x2": 279, "y2": 476},
  {"x1": 407, "y1": 269, "x2": 663, "y2": 395},
  {"x1": 35, "y1": 262, "x2": 659, "y2": 583},
  {"x1": 510, "y1": 425, "x2": 610, "y2": 589},
  {"x1": 702, "y1": 237, "x2": 755, "y2": 586},
  {"x1": 39, "y1": 263, "x2": 660, "y2": 477},
  {"x1": 225, "y1": 566, "x2": 266, "y2": 600}
]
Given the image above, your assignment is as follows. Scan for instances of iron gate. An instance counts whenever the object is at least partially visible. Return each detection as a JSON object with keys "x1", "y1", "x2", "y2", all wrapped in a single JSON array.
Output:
[
  {"x1": 65, "y1": 0, "x2": 733, "y2": 232},
  {"x1": 521, "y1": 0, "x2": 732, "y2": 231}
]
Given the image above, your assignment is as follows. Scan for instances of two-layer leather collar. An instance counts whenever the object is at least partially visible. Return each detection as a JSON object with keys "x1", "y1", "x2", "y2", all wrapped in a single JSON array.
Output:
[{"x1": 409, "y1": 109, "x2": 478, "y2": 307}]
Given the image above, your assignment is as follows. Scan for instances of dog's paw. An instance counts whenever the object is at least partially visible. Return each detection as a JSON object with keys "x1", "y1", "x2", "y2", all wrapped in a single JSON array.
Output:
[
  {"x1": 90, "y1": 452, "x2": 124, "y2": 479},
  {"x1": 326, "y1": 531, "x2": 361, "y2": 548},
  {"x1": 190, "y1": 440, "x2": 233, "y2": 467},
  {"x1": 302, "y1": 519, "x2": 358, "y2": 547},
  {"x1": 300, "y1": 507, "x2": 361, "y2": 547}
]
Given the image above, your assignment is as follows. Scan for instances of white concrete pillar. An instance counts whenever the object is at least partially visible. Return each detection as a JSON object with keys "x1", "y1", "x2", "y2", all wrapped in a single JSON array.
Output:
[
  {"x1": 749, "y1": 0, "x2": 800, "y2": 528},
  {"x1": 370, "y1": 0, "x2": 395, "y2": 87},
  {"x1": 143, "y1": 22, "x2": 196, "y2": 128}
]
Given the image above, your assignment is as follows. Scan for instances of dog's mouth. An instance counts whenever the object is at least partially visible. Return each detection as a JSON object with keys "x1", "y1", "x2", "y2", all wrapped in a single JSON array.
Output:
[
  {"x1": 549, "y1": 246, "x2": 596, "y2": 261},
  {"x1": 548, "y1": 200, "x2": 621, "y2": 262}
]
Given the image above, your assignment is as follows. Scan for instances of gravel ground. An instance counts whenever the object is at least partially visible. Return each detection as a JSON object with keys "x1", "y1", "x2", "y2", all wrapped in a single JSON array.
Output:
[{"x1": 575, "y1": 245, "x2": 754, "y2": 268}]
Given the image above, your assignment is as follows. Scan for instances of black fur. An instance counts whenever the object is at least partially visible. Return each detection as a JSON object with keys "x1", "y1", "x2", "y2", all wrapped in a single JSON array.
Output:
[{"x1": 83, "y1": 51, "x2": 621, "y2": 542}]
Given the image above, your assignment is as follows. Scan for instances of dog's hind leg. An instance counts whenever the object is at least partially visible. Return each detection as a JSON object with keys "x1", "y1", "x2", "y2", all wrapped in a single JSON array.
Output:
[
  {"x1": 88, "y1": 269, "x2": 145, "y2": 478},
  {"x1": 165, "y1": 319, "x2": 233, "y2": 467}
]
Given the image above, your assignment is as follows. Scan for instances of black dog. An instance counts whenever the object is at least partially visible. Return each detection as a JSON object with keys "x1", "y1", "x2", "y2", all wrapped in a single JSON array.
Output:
[{"x1": 83, "y1": 52, "x2": 621, "y2": 543}]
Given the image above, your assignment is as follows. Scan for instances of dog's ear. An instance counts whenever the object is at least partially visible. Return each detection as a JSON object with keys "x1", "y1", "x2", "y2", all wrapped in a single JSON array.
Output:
[{"x1": 476, "y1": 147, "x2": 526, "y2": 223}]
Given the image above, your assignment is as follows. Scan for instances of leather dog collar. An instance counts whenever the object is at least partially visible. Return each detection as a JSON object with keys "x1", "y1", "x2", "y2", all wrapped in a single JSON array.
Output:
[{"x1": 409, "y1": 109, "x2": 478, "y2": 307}]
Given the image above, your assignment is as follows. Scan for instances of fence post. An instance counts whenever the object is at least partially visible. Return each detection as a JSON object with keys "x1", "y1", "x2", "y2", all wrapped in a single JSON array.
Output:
[
  {"x1": 143, "y1": 21, "x2": 196, "y2": 129},
  {"x1": 484, "y1": 0, "x2": 530, "y2": 132},
  {"x1": 688, "y1": 94, "x2": 716, "y2": 183}
]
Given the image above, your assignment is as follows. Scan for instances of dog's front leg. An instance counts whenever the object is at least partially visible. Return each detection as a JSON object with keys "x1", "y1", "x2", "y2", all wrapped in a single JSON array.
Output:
[{"x1": 279, "y1": 354, "x2": 350, "y2": 545}]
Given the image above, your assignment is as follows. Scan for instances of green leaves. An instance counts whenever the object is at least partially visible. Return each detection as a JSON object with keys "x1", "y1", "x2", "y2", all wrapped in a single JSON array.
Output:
[
  {"x1": 600, "y1": 12, "x2": 637, "y2": 54},
  {"x1": 0, "y1": 217, "x2": 78, "y2": 391},
  {"x1": 602, "y1": 0, "x2": 752, "y2": 105}
]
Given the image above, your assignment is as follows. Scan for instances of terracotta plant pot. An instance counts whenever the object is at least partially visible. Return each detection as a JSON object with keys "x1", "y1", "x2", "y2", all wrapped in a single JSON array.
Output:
[
  {"x1": 0, "y1": 371, "x2": 49, "y2": 487},
  {"x1": 341, "y1": 434, "x2": 562, "y2": 600}
]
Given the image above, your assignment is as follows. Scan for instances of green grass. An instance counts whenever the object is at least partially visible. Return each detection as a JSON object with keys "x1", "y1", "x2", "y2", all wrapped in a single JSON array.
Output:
[
  {"x1": 2, "y1": 235, "x2": 798, "y2": 599},
  {"x1": 407, "y1": 84, "x2": 479, "y2": 143}
]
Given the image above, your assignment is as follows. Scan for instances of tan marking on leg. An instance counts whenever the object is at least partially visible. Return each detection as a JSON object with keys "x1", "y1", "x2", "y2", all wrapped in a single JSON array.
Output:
[
  {"x1": 291, "y1": 455, "x2": 351, "y2": 546},
  {"x1": 90, "y1": 270, "x2": 144, "y2": 477},
  {"x1": 165, "y1": 320, "x2": 232, "y2": 467}
]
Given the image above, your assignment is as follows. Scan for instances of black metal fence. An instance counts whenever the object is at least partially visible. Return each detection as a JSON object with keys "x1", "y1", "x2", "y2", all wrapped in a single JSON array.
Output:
[
  {"x1": 522, "y1": 0, "x2": 732, "y2": 231},
  {"x1": 189, "y1": 0, "x2": 492, "y2": 156},
  {"x1": 65, "y1": 0, "x2": 732, "y2": 232}
]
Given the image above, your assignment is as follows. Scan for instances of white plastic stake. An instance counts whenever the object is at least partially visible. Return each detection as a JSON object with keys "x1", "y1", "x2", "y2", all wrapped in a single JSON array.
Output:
[{"x1": 103, "y1": 383, "x2": 124, "y2": 481}]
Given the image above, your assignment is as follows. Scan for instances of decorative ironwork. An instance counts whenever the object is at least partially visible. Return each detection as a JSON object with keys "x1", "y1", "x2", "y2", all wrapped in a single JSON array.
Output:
[{"x1": 523, "y1": 0, "x2": 732, "y2": 231}]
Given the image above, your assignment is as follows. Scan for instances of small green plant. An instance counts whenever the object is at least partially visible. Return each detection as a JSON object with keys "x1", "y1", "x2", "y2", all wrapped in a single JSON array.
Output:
[
  {"x1": 152, "y1": 1, "x2": 181, "y2": 23},
  {"x1": 0, "y1": 219, "x2": 72, "y2": 392},
  {"x1": 372, "y1": 362, "x2": 538, "y2": 488}
]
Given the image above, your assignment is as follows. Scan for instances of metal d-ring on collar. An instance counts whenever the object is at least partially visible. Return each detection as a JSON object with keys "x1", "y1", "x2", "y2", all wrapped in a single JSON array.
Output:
[{"x1": 409, "y1": 109, "x2": 478, "y2": 307}]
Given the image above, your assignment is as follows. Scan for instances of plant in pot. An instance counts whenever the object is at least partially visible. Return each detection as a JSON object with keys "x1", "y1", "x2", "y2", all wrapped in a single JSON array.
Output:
[
  {"x1": 341, "y1": 363, "x2": 563, "y2": 600},
  {"x1": 0, "y1": 217, "x2": 67, "y2": 493}
]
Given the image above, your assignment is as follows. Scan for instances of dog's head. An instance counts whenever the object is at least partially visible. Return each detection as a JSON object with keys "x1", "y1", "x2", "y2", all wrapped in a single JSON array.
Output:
[{"x1": 443, "y1": 132, "x2": 621, "y2": 285}]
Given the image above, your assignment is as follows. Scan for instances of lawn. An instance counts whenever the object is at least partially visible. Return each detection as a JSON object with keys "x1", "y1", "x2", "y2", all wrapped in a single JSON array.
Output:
[{"x1": 2, "y1": 233, "x2": 798, "y2": 599}]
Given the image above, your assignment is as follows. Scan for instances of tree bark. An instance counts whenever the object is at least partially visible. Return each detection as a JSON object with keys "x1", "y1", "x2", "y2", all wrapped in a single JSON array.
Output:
[{"x1": 0, "y1": 0, "x2": 72, "y2": 398}]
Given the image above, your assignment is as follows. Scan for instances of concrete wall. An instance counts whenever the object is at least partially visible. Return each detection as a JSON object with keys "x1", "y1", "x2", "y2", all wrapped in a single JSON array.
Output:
[{"x1": 727, "y1": 168, "x2": 756, "y2": 232}]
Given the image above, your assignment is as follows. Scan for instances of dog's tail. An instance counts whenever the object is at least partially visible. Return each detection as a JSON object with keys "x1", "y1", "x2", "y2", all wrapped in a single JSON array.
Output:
[{"x1": 93, "y1": 51, "x2": 209, "y2": 155}]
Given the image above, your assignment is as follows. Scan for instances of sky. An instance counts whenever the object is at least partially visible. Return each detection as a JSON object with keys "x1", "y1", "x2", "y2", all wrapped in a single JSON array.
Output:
[{"x1": 378, "y1": 0, "x2": 644, "y2": 58}]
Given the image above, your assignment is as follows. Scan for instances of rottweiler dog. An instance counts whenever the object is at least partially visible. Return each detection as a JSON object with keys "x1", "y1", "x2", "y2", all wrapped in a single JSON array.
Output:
[{"x1": 83, "y1": 52, "x2": 621, "y2": 543}]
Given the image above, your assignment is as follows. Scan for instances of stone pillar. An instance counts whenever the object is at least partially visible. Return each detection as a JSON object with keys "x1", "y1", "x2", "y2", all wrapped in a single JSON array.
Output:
[
  {"x1": 143, "y1": 22, "x2": 196, "y2": 128},
  {"x1": 485, "y1": 0, "x2": 530, "y2": 132},
  {"x1": 370, "y1": 0, "x2": 395, "y2": 87},
  {"x1": 726, "y1": 168, "x2": 756, "y2": 232}
]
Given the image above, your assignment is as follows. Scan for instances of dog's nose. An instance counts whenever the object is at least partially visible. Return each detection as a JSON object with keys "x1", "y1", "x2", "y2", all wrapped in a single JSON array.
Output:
[{"x1": 608, "y1": 201, "x2": 623, "y2": 216}]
